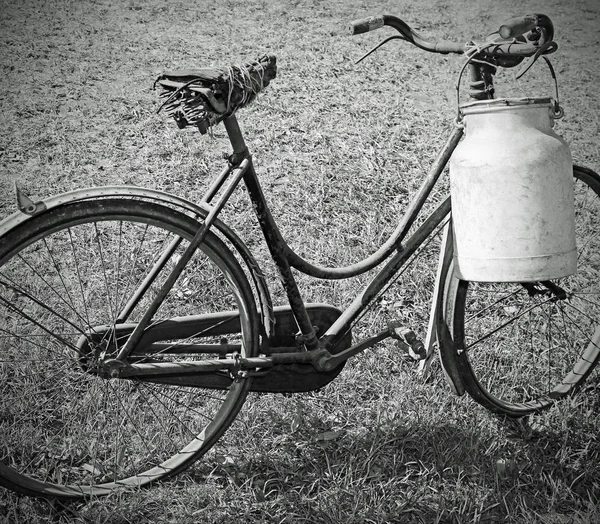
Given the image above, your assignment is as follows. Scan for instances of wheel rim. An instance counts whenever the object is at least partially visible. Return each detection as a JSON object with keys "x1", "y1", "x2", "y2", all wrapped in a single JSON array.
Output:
[{"x1": 0, "y1": 200, "x2": 254, "y2": 498}]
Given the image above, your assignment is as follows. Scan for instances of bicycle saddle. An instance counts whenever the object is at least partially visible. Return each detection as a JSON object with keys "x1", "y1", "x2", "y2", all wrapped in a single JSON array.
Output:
[{"x1": 155, "y1": 54, "x2": 277, "y2": 134}]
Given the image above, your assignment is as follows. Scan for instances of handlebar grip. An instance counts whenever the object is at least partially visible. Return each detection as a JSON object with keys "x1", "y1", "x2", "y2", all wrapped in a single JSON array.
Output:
[
  {"x1": 498, "y1": 14, "x2": 539, "y2": 39},
  {"x1": 348, "y1": 15, "x2": 385, "y2": 35}
]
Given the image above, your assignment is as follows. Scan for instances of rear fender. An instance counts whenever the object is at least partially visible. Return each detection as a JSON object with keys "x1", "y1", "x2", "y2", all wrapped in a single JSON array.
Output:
[{"x1": 0, "y1": 185, "x2": 275, "y2": 341}]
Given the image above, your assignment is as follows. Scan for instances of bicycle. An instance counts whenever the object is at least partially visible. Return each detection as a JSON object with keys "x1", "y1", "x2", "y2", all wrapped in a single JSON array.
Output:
[{"x1": 0, "y1": 13, "x2": 598, "y2": 499}]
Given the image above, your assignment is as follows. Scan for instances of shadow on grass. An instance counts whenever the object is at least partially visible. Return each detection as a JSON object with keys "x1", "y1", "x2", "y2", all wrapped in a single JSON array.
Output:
[
  {"x1": 3, "y1": 405, "x2": 598, "y2": 524},
  {"x1": 182, "y1": 398, "x2": 599, "y2": 523},
  {"x1": 3, "y1": 378, "x2": 598, "y2": 523}
]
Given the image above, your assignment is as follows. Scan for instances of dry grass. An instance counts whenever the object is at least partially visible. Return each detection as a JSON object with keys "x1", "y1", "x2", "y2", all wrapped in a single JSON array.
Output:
[{"x1": 1, "y1": 0, "x2": 600, "y2": 522}]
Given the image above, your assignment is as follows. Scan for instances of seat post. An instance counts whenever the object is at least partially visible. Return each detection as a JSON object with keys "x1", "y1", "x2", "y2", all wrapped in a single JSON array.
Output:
[{"x1": 223, "y1": 116, "x2": 249, "y2": 163}]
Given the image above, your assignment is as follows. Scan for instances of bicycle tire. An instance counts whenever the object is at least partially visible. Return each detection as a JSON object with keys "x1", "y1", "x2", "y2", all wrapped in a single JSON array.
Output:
[
  {"x1": 0, "y1": 198, "x2": 259, "y2": 499},
  {"x1": 443, "y1": 167, "x2": 600, "y2": 417}
]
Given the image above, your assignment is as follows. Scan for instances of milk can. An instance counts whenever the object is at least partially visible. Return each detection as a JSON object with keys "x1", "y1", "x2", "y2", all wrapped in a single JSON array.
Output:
[{"x1": 449, "y1": 97, "x2": 576, "y2": 282}]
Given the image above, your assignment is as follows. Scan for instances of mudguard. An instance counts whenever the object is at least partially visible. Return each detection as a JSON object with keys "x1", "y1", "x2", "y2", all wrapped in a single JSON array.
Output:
[
  {"x1": 421, "y1": 219, "x2": 466, "y2": 395},
  {"x1": 0, "y1": 185, "x2": 276, "y2": 343}
]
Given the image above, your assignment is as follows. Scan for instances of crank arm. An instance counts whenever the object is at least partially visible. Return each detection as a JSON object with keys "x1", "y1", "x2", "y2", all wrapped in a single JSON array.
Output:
[
  {"x1": 316, "y1": 322, "x2": 429, "y2": 371},
  {"x1": 316, "y1": 330, "x2": 393, "y2": 371}
]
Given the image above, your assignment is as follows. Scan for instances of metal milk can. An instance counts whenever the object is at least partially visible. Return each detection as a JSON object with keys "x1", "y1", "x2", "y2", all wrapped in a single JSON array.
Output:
[{"x1": 449, "y1": 97, "x2": 576, "y2": 282}]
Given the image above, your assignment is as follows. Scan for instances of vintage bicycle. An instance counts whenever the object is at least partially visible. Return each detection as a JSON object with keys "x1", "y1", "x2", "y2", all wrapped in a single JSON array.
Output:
[{"x1": 1, "y1": 14, "x2": 598, "y2": 499}]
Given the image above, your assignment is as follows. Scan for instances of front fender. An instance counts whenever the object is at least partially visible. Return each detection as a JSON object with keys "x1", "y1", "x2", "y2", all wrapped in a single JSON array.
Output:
[
  {"x1": 429, "y1": 220, "x2": 466, "y2": 396},
  {"x1": 0, "y1": 185, "x2": 275, "y2": 340}
]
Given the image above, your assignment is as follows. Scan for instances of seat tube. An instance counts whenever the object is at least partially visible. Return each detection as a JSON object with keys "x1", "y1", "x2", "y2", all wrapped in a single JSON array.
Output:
[
  {"x1": 225, "y1": 116, "x2": 319, "y2": 350},
  {"x1": 244, "y1": 168, "x2": 320, "y2": 351}
]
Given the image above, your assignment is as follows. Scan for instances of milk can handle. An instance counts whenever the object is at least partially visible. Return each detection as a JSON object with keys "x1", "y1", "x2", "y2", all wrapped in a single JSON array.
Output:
[
  {"x1": 454, "y1": 49, "x2": 563, "y2": 124},
  {"x1": 541, "y1": 56, "x2": 564, "y2": 119}
]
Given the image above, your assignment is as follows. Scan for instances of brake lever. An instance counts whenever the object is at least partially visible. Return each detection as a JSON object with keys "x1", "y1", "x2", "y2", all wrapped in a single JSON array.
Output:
[
  {"x1": 514, "y1": 40, "x2": 557, "y2": 79},
  {"x1": 355, "y1": 35, "x2": 406, "y2": 64}
]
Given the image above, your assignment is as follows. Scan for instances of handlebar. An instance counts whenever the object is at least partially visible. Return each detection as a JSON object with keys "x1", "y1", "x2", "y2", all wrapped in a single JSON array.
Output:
[
  {"x1": 348, "y1": 13, "x2": 555, "y2": 61},
  {"x1": 349, "y1": 15, "x2": 385, "y2": 35},
  {"x1": 349, "y1": 14, "x2": 465, "y2": 54}
]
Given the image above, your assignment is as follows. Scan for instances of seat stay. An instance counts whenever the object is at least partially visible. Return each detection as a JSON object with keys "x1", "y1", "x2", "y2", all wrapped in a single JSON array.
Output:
[{"x1": 113, "y1": 157, "x2": 251, "y2": 365}]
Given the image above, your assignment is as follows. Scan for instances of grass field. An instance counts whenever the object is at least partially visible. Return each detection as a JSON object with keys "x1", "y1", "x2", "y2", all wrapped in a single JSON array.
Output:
[{"x1": 1, "y1": 0, "x2": 600, "y2": 522}]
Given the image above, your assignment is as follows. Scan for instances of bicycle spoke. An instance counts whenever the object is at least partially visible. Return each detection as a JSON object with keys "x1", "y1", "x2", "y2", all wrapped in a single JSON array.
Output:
[
  {"x1": 67, "y1": 227, "x2": 93, "y2": 330},
  {"x1": 9, "y1": 256, "x2": 92, "y2": 332},
  {"x1": 569, "y1": 292, "x2": 600, "y2": 311},
  {"x1": 134, "y1": 382, "x2": 198, "y2": 441},
  {"x1": 464, "y1": 285, "x2": 522, "y2": 323},
  {"x1": 111, "y1": 387, "x2": 167, "y2": 473},
  {"x1": 0, "y1": 276, "x2": 89, "y2": 338},
  {"x1": 0, "y1": 326, "x2": 75, "y2": 355},
  {"x1": 42, "y1": 238, "x2": 80, "y2": 319},
  {"x1": 114, "y1": 224, "x2": 152, "y2": 320},
  {"x1": 16, "y1": 375, "x2": 98, "y2": 476},
  {"x1": 93, "y1": 222, "x2": 117, "y2": 326},
  {"x1": 465, "y1": 294, "x2": 555, "y2": 351},
  {"x1": 138, "y1": 382, "x2": 224, "y2": 420},
  {"x1": 557, "y1": 304, "x2": 600, "y2": 354},
  {"x1": 0, "y1": 295, "x2": 82, "y2": 354},
  {"x1": 113, "y1": 221, "x2": 124, "y2": 319}
]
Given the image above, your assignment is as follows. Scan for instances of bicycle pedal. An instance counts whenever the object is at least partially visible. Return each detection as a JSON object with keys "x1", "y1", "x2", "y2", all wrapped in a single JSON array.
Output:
[{"x1": 387, "y1": 321, "x2": 427, "y2": 361}]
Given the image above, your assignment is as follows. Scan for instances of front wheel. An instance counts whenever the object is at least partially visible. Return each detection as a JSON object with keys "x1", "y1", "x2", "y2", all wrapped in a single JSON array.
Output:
[
  {"x1": 443, "y1": 167, "x2": 600, "y2": 417},
  {"x1": 0, "y1": 198, "x2": 259, "y2": 499}
]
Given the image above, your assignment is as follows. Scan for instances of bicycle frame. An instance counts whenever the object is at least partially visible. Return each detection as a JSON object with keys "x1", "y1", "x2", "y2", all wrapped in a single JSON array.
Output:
[
  {"x1": 225, "y1": 115, "x2": 461, "y2": 357},
  {"x1": 0, "y1": 54, "x2": 506, "y2": 395},
  {"x1": 98, "y1": 116, "x2": 463, "y2": 380},
  {"x1": 107, "y1": 62, "x2": 500, "y2": 380}
]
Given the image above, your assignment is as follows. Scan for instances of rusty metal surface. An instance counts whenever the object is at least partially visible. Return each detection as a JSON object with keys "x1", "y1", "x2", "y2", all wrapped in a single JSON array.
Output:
[{"x1": 242, "y1": 158, "x2": 320, "y2": 351}]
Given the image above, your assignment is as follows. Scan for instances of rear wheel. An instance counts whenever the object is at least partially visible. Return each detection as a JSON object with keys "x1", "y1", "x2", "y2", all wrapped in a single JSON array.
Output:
[
  {"x1": 0, "y1": 198, "x2": 258, "y2": 498},
  {"x1": 443, "y1": 167, "x2": 600, "y2": 416}
]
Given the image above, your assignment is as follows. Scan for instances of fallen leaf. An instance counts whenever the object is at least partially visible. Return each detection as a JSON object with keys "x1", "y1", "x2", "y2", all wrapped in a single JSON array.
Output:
[{"x1": 316, "y1": 430, "x2": 344, "y2": 442}]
